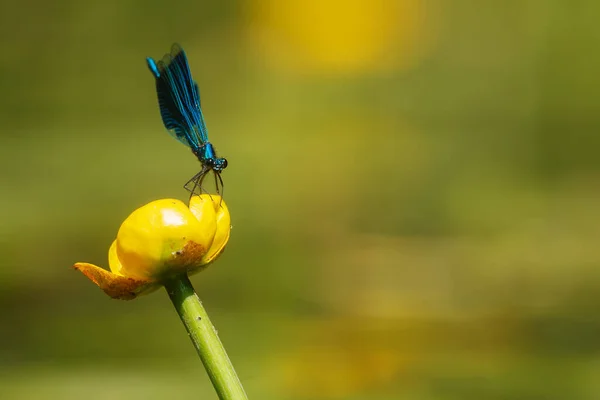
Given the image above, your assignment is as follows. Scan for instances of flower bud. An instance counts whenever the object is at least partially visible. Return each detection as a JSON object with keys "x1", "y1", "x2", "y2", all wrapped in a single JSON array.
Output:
[{"x1": 74, "y1": 195, "x2": 230, "y2": 300}]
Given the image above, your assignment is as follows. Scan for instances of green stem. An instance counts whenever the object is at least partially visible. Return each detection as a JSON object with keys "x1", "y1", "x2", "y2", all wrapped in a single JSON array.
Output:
[{"x1": 164, "y1": 275, "x2": 248, "y2": 400}]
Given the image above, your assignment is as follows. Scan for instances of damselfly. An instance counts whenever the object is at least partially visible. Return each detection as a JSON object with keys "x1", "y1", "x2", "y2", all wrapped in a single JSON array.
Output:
[{"x1": 146, "y1": 43, "x2": 227, "y2": 196}]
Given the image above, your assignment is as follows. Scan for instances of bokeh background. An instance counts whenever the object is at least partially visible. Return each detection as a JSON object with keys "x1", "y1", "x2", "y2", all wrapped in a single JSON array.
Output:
[{"x1": 1, "y1": 0, "x2": 600, "y2": 399}]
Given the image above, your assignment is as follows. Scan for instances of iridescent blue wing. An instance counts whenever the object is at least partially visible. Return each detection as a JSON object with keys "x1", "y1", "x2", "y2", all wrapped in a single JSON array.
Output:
[{"x1": 146, "y1": 44, "x2": 209, "y2": 149}]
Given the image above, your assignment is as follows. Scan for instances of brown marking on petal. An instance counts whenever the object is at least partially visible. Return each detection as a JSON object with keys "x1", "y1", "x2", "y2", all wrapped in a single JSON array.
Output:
[
  {"x1": 170, "y1": 241, "x2": 207, "y2": 267},
  {"x1": 158, "y1": 241, "x2": 209, "y2": 279},
  {"x1": 73, "y1": 263, "x2": 155, "y2": 300}
]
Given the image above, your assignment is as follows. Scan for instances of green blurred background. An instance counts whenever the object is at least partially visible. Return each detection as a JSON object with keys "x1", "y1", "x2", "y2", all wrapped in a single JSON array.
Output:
[{"x1": 2, "y1": 0, "x2": 600, "y2": 398}]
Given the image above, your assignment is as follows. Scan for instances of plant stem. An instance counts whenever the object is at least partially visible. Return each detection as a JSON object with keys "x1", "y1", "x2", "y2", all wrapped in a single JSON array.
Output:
[{"x1": 164, "y1": 275, "x2": 248, "y2": 400}]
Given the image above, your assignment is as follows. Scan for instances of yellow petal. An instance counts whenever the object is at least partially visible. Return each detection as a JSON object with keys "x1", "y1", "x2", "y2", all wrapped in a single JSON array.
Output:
[
  {"x1": 73, "y1": 262, "x2": 158, "y2": 300},
  {"x1": 108, "y1": 240, "x2": 124, "y2": 276},
  {"x1": 113, "y1": 199, "x2": 214, "y2": 280},
  {"x1": 201, "y1": 195, "x2": 231, "y2": 266}
]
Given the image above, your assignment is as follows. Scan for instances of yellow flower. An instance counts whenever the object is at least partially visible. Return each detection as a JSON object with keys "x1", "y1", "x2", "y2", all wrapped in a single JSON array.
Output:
[{"x1": 74, "y1": 195, "x2": 230, "y2": 300}]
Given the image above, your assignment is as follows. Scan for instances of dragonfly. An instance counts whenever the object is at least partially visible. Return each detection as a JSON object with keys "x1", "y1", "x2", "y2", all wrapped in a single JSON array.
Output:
[{"x1": 146, "y1": 43, "x2": 227, "y2": 197}]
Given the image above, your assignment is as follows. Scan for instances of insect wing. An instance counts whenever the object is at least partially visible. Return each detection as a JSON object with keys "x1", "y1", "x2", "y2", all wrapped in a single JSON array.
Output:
[{"x1": 147, "y1": 44, "x2": 209, "y2": 148}]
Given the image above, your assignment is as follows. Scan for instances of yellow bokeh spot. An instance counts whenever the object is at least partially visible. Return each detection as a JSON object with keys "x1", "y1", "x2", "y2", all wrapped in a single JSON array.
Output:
[{"x1": 246, "y1": 0, "x2": 436, "y2": 74}]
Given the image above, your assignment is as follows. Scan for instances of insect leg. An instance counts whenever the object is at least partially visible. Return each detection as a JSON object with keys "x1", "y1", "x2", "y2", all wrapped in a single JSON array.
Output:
[
  {"x1": 215, "y1": 172, "x2": 225, "y2": 207},
  {"x1": 184, "y1": 166, "x2": 208, "y2": 198}
]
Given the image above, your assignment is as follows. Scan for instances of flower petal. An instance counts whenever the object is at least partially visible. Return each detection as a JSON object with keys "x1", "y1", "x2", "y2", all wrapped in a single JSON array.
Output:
[
  {"x1": 201, "y1": 196, "x2": 231, "y2": 265},
  {"x1": 73, "y1": 262, "x2": 158, "y2": 300},
  {"x1": 114, "y1": 199, "x2": 213, "y2": 280}
]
